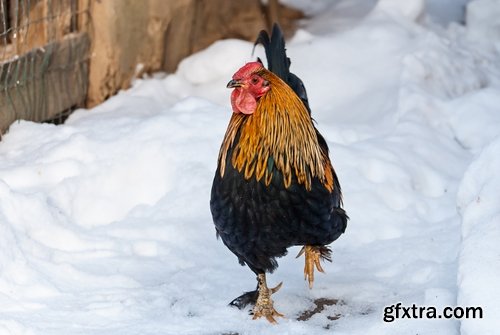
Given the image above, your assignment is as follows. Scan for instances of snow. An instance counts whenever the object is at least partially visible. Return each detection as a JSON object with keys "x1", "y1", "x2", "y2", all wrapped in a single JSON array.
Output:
[
  {"x1": 457, "y1": 137, "x2": 500, "y2": 335},
  {"x1": 466, "y1": 0, "x2": 500, "y2": 48},
  {"x1": 1, "y1": 0, "x2": 500, "y2": 334}
]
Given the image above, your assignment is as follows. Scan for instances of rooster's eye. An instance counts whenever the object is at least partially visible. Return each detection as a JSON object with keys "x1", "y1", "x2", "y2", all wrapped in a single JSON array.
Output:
[{"x1": 251, "y1": 77, "x2": 259, "y2": 85}]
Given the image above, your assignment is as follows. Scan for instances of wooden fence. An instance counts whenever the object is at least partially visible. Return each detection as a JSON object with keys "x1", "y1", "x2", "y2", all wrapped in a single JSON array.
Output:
[{"x1": 0, "y1": 0, "x2": 302, "y2": 134}]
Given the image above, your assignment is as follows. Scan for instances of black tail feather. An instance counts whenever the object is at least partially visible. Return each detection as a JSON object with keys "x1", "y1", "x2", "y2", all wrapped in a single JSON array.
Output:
[
  {"x1": 254, "y1": 24, "x2": 291, "y2": 82},
  {"x1": 254, "y1": 23, "x2": 311, "y2": 114}
]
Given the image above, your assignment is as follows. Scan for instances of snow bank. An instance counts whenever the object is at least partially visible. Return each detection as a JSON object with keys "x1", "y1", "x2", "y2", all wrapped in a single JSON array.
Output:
[
  {"x1": 444, "y1": 88, "x2": 500, "y2": 152},
  {"x1": 457, "y1": 137, "x2": 500, "y2": 335},
  {"x1": 466, "y1": 0, "x2": 500, "y2": 49},
  {"x1": 375, "y1": 0, "x2": 425, "y2": 21}
]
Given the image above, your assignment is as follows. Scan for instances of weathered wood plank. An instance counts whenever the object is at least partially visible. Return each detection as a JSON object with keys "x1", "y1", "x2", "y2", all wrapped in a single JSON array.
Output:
[{"x1": 0, "y1": 31, "x2": 89, "y2": 133}]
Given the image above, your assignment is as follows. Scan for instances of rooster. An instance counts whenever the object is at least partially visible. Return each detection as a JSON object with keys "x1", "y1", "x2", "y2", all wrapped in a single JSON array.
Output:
[{"x1": 210, "y1": 24, "x2": 348, "y2": 323}]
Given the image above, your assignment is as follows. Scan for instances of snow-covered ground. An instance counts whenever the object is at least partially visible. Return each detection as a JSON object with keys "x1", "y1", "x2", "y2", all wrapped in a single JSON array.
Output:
[{"x1": 1, "y1": 0, "x2": 499, "y2": 334}]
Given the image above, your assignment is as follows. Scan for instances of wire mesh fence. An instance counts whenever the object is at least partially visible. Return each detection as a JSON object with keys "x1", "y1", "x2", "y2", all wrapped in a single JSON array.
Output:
[{"x1": 0, "y1": 0, "x2": 90, "y2": 134}]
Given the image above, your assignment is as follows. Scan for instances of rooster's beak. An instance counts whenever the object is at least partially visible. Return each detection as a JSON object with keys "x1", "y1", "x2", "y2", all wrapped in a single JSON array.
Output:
[{"x1": 227, "y1": 79, "x2": 242, "y2": 88}]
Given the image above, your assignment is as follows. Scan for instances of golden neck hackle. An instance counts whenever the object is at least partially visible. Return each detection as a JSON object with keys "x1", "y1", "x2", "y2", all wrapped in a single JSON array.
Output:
[{"x1": 219, "y1": 70, "x2": 332, "y2": 191}]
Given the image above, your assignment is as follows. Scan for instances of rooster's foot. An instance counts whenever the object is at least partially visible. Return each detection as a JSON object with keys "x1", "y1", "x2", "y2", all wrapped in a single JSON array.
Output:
[
  {"x1": 296, "y1": 245, "x2": 332, "y2": 289},
  {"x1": 252, "y1": 273, "x2": 284, "y2": 323}
]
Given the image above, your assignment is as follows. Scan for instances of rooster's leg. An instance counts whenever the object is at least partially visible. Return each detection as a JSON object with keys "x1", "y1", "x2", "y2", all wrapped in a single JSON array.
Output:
[
  {"x1": 296, "y1": 245, "x2": 332, "y2": 289},
  {"x1": 252, "y1": 273, "x2": 284, "y2": 323}
]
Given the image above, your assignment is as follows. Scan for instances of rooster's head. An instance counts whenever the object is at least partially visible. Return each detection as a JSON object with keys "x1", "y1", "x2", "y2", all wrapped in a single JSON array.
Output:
[{"x1": 227, "y1": 62, "x2": 270, "y2": 115}]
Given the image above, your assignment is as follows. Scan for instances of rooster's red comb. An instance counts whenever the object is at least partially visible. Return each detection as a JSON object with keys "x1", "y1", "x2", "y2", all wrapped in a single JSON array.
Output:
[{"x1": 232, "y1": 62, "x2": 264, "y2": 80}]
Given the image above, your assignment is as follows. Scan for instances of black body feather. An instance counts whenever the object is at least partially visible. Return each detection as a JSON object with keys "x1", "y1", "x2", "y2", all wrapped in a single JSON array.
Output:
[
  {"x1": 211, "y1": 135, "x2": 347, "y2": 274},
  {"x1": 210, "y1": 24, "x2": 347, "y2": 277}
]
